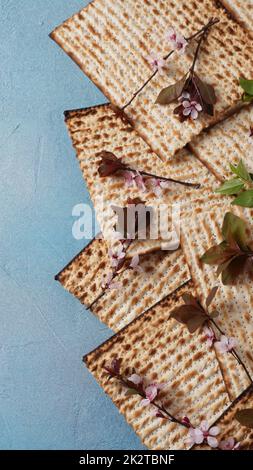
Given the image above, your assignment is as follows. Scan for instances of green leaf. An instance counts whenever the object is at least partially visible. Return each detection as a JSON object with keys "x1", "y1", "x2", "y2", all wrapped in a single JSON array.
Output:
[
  {"x1": 155, "y1": 76, "x2": 186, "y2": 105},
  {"x1": 215, "y1": 178, "x2": 244, "y2": 195},
  {"x1": 230, "y1": 160, "x2": 251, "y2": 182},
  {"x1": 242, "y1": 93, "x2": 253, "y2": 103},
  {"x1": 235, "y1": 409, "x2": 253, "y2": 429},
  {"x1": 194, "y1": 74, "x2": 217, "y2": 105},
  {"x1": 232, "y1": 190, "x2": 253, "y2": 208},
  {"x1": 125, "y1": 389, "x2": 140, "y2": 396},
  {"x1": 239, "y1": 78, "x2": 253, "y2": 96},
  {"x1": 222, "y1": 212, "x2": 248, "y2": 251}
]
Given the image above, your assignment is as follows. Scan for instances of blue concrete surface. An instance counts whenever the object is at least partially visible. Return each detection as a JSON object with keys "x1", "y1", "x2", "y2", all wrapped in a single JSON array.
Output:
[{"x1": 0, "y1": 0, "x2": 145, "y2": 450}]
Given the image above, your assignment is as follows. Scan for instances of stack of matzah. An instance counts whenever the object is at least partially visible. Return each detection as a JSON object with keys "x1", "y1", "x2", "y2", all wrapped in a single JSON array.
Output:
[{"x1": 51, "y1": 0, "x2": 253, "y2": 450}]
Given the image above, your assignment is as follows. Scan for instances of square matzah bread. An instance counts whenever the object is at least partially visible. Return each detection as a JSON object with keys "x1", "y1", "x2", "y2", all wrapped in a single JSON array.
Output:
[
  {"x1": 180, "y1": 203, "x2": 253, "y2": 400},
  {"x1": 56, "y1": 238, "x2": 191, "y2": 331},
  {"x1": 190, "y1": 104, "x2": 253, "y2": 181},
  {"x1": 51, "y1": 0, "x2": 253, "y2": 161},
  {"x1": 64, "y1": 103, "x2": 220, "y2": 257},
  {"x1": 84, "y1": 282, "x2": 231, "y2": 450}
]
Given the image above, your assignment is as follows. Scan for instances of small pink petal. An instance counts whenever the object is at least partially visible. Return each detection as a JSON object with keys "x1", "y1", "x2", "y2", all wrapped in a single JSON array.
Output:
[
  {"x1": 233, "y1": 442, "x2": 241, "y2": 450},
  {"x1": 200, "y1": 421, "x2": 209, "y2": 433},
  {"x1": 219, "y1": 438, "x2": 235, "y2": 450},
  {"x1": 207, "y1": 436, "x2": 219, "y2": 448},
  {"x1": 195, "y1": 103, "x2": 203, "y2": 112},
  {"x1": 183, "y1": 107, "x2": 192, "y2": 116},
  {"x1": 128, "y1": 374, "x2": 142, "y2": 385},
  {"x1": 123, "y1": 171, "x2": 134, "y2": 187},
  {"x1": 190, "y1": 428, "x2": 204, "y2": 445},
  {"x1": 145, "y1": 385, "x2": 158, "y2": 402},
  {"x1": 182, "y1": 100, "x2": 191, "y2": 108},
  {"x1": 191, "y1": 108, "x2": 198, "y2": 120},
  {"x1": 141, "y1": 398, "x2": 151, "y2": 406},
  {"x1": 209, "y1": 426, "x2": 220, "y2": 437}
]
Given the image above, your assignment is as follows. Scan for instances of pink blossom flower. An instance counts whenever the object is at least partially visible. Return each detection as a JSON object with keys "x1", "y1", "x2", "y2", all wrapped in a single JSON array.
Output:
[
  {"x1": 101, "y1": 272, "x2": 121, "y2": 290},
  {"x1": 129, "y1": 254, "x2": 143, "y2": 273},
  {"x1": 141, "y1": 383, "x2": 167, "y2": 406},
  {"x1": 219, "y1": 438, "x2": 240, "y2": 450},
  {"x1": 182, "y1": 98, "x2": 202, "y2": 120},
  {"x1": 123, "y1": 171, "x2": 146, "y2": 191},
  {"x1": 128, "y1": 374, "x2": 142, "y2": 385},
  {"x1": 135, "y1": 172, "x2": 146, "y2": 191},
  {"x1": 123, "y1": 170, "x2": 135, "y2": 187},
  {"x1": 108, "y1": 245, "x2": 126, "y2": 268},
  {"x1": 187, "y1": 421, "x2": 220, "y2": 448},
  {"x1": 203, "y1": 326, "x2": 215, "y2": 348},
  {"x1": 146, "y1": 52, "x2": 166, "y2": 74},
  {"x1": 149, "y1": 178, "x2": 170, "y2": 197},
  {"x1": 166, "y1": 28, "x2": 188, "y2": 54},
  {"x1": 215, "y1": 335, "x2": 237, "y2": 354}
]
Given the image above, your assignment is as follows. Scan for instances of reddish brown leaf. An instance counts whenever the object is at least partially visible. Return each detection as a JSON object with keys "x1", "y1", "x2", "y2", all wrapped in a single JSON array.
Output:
[
  {"x1": 98, "y1": 151, "x2": 127, "y2": 177},
  {"x1": 206, "y1": 286, "x2": 219, "y2": 308},
  {"x1": 170, "y1": 305, "x2": 207, "y2": 333}
]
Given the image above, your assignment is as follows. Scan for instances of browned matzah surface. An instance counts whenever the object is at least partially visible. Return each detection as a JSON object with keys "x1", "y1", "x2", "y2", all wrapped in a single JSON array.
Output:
[
  {"x1": 191, "y1": 104, "x2": 253, "y2": 181},
  {"x1": 56, "y1": 238, "x2": 191, "y2": 331},
  {"x1": 51, "y1": 0, "x2": 253, "y2": 161},
  {"x1": 195, "y1": 386, "x2": 253, "y2": 449},
  {"x1": 181, "y1": 204, "x2": 253, "y2": 400},
  {"x1": 84, "y1": 282, "x2": 231, "y2": 450}
]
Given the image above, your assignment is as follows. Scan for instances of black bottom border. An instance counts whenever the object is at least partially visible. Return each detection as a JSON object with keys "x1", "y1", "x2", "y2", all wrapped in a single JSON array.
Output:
[{"x1": 0, "y1": 450, "x2": 251, "y2": 465}]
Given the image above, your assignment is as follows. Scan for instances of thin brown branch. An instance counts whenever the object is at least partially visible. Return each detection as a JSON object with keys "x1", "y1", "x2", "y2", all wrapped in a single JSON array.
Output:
[
  {"x1": 87, "y1": 239, "x2": 133, "y2": 310},
  {"x1": 121, "y1": 18, "x2": 219, "y2": 110},
  {"x1": 112, "y1": 373, "x2": 188, "y2": 428},
  {"x1": 124, "y1": 167, "x2": 201, "y2": 189}
]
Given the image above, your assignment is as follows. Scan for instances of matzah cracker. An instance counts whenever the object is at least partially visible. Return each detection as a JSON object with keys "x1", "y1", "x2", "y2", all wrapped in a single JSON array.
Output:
[
  {"x1": 181, "y1": 203, "x2": 253, "y2": 400},
  {"x1": 84, "y1": 282, "x2": 230, "y2": 450},
  {"x1": 51, "y1": 0, "x2": 253, "y2": 161},
  {"x1": 194, "y1": 386, "x2": 253, "y2": 449},
  {"x1": 56, "y1": 238, "x2": 191, "y2": 331},
  {"x1": 64, "y1": 104, "x2": 219, "y2": 258},
  {"x1": 221, "y1": 0, "x2": 253, "y2": 33},
  {"x1": 191, "y1": 104, "x2": 253, "y2": 181}
]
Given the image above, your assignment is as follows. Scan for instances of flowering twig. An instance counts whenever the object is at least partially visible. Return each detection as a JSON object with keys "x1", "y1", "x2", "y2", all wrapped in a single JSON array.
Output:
[
  {"x1": 208, "y1": 316, "x2": 253, "y2": 385},
  {"x1": 98, "y1": 151, "x2": 200, "y2": 189},
  {"x1": 201, "y1": 212, "x2": 253, "y2": 285},
  {"x1": 103, "y1": 359, "x2": 189, "y2": 427},
  {"x1": 170, "y1": 288, "x2": 253, "y2": 385},
  {"x1": 122, "y1": 18, "x2": 219, "y2": 111},
  {"x1": 87, "y1": 198, "x2": 148, "y2": 309},
  {"x1": 87, "y1": 238, "x2": 133, "y2": 310}
]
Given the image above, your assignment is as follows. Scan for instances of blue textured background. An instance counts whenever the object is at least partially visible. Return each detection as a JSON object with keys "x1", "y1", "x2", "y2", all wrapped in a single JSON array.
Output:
[{"x1": 0, "y1": 0, "x2": 145, "y2": 450}]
